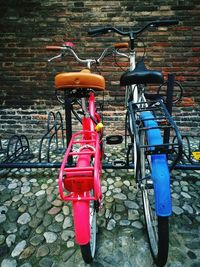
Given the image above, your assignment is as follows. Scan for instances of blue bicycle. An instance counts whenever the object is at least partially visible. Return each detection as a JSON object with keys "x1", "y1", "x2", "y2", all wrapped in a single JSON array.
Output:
[{"x1": 89, "y1": 20, "x2": 183, "y2": 266}]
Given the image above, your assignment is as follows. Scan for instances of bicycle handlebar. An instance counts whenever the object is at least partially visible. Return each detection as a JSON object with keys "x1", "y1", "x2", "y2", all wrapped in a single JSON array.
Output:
[
  {"x1": 88, "y1": 20, "x2": 179, "y2": 37},
  {"x1": 46, "y1": 44, "x2": 114, "y2": 68}
]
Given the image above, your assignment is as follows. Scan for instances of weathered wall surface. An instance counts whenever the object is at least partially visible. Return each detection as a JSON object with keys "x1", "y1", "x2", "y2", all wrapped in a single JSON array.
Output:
[{"x1": 0, "y1": 0, "x2": 200, "y2": 138}]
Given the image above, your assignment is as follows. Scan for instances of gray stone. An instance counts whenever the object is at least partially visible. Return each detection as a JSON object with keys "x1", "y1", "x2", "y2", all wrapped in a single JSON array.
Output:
[
  {"x1": 21, "y1": 185, "x2": 31, "y2": 194},
  {"x1": 107, "y1": 178, "x2": 114, "y2": 184},
  {"x1": 36, "y1": 245, "x2": 50, "y2": 257},
  {"x1": 0, "y1": 206, "x2": 8, "y2": 214},
  {"x1": 131, "y1": 221, "x2": 143, "y2": 229},
  {"x1": 105, "y1": 196, "x2": 114, "y2": 203},
  {"x1": 113, "y1": 193, "x2": 127, "y2": 200},
  {"x1": 0, "y1": 185, "x2": 6, "y2": 191},
  {"x1": 30, "y1": 235, "x2": 45, "y2": 246},
  {"x1": 180, "y1": 192, "x2": 191, "y2": 199},
  {"x1": 107, "y1": 219, "x2": 116, "y2": 230},
  {"x1": 30, "y1": 178, "x2": 37, "y2": 183},
  {"x1": 40, "y1": 201, "x2": 52, "y2": 211},
  {"x1": 0, "y1": 244, "x2": 9, "y2": 257},
  {"x1": 124, "y1": 200, "x2": 139, "y2": 209},
  {"x1": 19, "y1": 264, "x2": 32, "y2": 267},
  {"x1": 43, "y1": 214, "x2": 53, "y2": 227},
  {"x1": 172, "y1": 206, "x2": 184, "y2": 215},
  {"x1": 128, "y1": 209, "x2": 139, "y2": 221},
  {"x1": 105, "y1": 208, "x2": 112, "y2": 219},
  {"x1": 18, "y1": 204, "x2": 27, "y2": 213},
  {"x1": 52, "y1": 199, "x2": 62, "y2": 207},
  {"x1": 63, "y1": 217, "x2": 72, "y2": 229},
  {"x1": 62, "y1": 206, "x2": 70, "y2": 216},
  {"x1": 19, "y1": 246, "x2": 35, "y2": 259},
  {"x1": 29, "y1": 217, "x2": 43, "y2": 228},
  {"x1": 7, "y1": 209, "x2": 19, "y2": 222},
  {"x1": 187, "y1": 250, "x2": 197, "y2": 260},
  {"x1": 28, "y1": 206, "x2": 37, "y2": 216},
  {"x1": 43, "y1": 232, "x2": 57, "y2": 243},
  {"x1": 3, "y1": 222, "x2": 18, "y2": 234},
  {"x1": 35, "y1": 210, "x2": 45, "y2": 219},
  {"x1": 12, "y1": 194, "x2": 23, "y2": 202},
  {"x1": 19, "y1": 225, "x2": 31, "y2": 239},
  {"x1": 39, "y1": 257, "x2": 53, "y2": 267},
  {"x1": 119, "y1": 220, "x2": 130, "y2": 226},
  {"x1": 185, "y1": 240, "x2": 200, "y2": 250},
  {"x1": 106, "y1": 190, "x2": 112, "y2": 197},
  {"x1": 36, "y1": 224, "x2": 45, "y2": 234},
  {"x1": 55, "y1": 213, "x2": 64, "y2": 222},
  {"x1": 35, "y1": 190, "x2": 46, "y2": 197},
  {"x1": 116, "y1": 204, "x2": 125, "y2": 212},
  {"x1": 17, "y1": 213, "x2": 31, "y2": 225},
  {"x1": 102, "y1": 185, "x2": 107, "y2": 193},
  {"x1": 61, "y1": 230, "x2": 75, "y2": 241},
  {"x1": 62, "y1": 249, "x2": 75, "y2": 262},
  {"x1": 6, "y1": 234, "x2": 16, "y2": 247},
  {"x1": 48, "y1": 223, "x2": 62, "y2": 233},
  {"x1": 172, "y1": 193, "x2": 180, "y2": 199},
  {"x1": 0, "y1": 234, "x2": 5, "y2": 245},
  {"x1": 0, "y1": 214, "x2": 6, "y2": 223},
  {"x1": 183, "y1": 203, "x2": 193, "y2": 214},
  {"x1": 11, "y1": 240, "x2": 26, "y2": 257},
  {"x1": 8, "y1": 183, "x2": 18, "y2": 189},
  {"x1": 67, "y1": 240, "x2": 74, "y2": 248},
  {"x1": 41, "y1": 184, "x2": 48, "y2": 190},
  {"x1": 113, "y1": 187, "x2": 121, "y2": 193},
  {"x1": 113, "y1": 214, "x2": 121, "y2": 221},
  {"x1": 1, "y1": 258, "x2": 17, "y2": 267},
  {"x1": 114, "y1": 181, "x2": 123, "y2": 187}
]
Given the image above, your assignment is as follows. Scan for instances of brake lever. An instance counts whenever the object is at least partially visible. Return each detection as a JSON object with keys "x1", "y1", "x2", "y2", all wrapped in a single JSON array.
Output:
[{"x1": 48, "y1": 53, "x2": 62, "y2": 62}]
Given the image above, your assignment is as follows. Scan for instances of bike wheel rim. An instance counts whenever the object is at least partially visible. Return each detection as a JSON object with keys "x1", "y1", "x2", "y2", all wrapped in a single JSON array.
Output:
[
  {"x1": 89, "y1": 200, "x2": 97, "y2": 257},
  {"x1": 140, "y1": 131, "x2": 159, "y2": 258}
]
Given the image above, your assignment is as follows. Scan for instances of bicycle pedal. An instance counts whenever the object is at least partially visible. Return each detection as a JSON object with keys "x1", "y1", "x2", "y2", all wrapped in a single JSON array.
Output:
[
  {"x1": 106, "y1": 135, "x2": 123, "y2": 145},
  {"x1": 112, "y1": 160, "x2": 126, "y2": 167}
]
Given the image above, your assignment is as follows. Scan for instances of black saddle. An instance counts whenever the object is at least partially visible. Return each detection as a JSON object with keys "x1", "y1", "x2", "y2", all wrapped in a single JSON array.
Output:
[{"x1": 120, "y1": 60, "x2": 164, "y2": 86}]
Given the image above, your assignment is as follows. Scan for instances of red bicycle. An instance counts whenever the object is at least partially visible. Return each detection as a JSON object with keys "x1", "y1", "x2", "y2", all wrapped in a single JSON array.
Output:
[{"x1": 46, "y1": 42, "x2": 110, "y2": 263}]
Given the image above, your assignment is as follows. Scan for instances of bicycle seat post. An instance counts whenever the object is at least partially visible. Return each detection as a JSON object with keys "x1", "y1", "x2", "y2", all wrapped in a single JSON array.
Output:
[{"x1": 129, "y1": 32, "x2": 135, "y2": 51}]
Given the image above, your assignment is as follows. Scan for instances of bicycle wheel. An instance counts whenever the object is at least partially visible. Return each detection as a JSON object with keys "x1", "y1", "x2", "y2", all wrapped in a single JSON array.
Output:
[
  {"x1": 140, "y1": 130, "x2": 169, "y2": 267},
  {"x1": 80, "y1": 196, "x2": 97, "y2": 264}
]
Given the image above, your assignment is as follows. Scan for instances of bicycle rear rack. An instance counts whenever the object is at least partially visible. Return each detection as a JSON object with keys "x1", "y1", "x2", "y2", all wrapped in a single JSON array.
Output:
[
  {"x1": 58, "y1": 130, "x2": 101, "y2": 201},
  {"x1": 128, "y1": 98, "x2": 183, "y2": 171}
]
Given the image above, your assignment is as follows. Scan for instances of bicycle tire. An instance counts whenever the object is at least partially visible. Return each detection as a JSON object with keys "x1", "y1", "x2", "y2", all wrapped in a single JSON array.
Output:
[
  {"x1": 140, "y1": 130, "x2": 169, "y2": 267},
  {"x1": 80, "y1": 196, "x2": 97, "y2": 264}
]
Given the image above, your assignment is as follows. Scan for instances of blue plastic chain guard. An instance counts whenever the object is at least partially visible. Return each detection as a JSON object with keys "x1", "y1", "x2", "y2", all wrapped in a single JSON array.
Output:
[{"x1": 140, "y1": 111, "x2": 172, "y2": 216}]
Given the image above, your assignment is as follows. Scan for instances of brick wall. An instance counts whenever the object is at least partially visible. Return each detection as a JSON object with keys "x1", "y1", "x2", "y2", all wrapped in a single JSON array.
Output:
[{"x1": 0, "y1": 0, "x2": 200, "y2": 139}]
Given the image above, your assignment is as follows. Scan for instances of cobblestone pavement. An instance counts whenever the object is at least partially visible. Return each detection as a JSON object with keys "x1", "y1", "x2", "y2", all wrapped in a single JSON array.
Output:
[{"x1": 0, "y1": 144, "x2": 200, "y2": 267}]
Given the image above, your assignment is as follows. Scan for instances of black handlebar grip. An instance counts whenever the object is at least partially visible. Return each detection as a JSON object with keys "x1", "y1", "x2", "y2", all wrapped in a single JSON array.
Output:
[
  {"x1": 152, "y1": 20, "x2": 179, "y2": 27},
  {"x1": 88, "y1": 27, "x2": 110, "y2": 36}
]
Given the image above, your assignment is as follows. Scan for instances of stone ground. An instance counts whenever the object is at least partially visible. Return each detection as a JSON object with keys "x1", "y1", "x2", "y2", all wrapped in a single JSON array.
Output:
[{"x1": 0, "y1": 142, "x2": 200, "y2": 267}]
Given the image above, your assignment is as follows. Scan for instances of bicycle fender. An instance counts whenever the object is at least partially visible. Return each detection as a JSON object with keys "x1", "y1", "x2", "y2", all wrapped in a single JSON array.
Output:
[
  {"x1": 141, "y1": 111, "x2": 172, "y2": 216},
  {"x1": 73, "y1": 200, "x2": 90, "y2": 245},
  {"x1": 151, "y1": 154, "x2": 172, "y2": 216}
]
